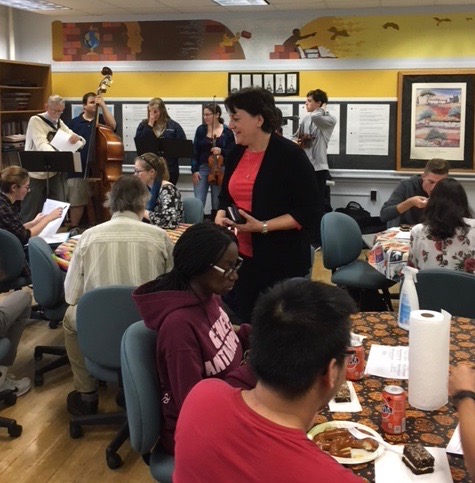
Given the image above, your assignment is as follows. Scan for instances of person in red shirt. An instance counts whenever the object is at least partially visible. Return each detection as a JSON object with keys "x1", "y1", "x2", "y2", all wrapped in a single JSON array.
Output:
[{"x1": 174, "y1": 278, "x2": 363, "y2": 483}]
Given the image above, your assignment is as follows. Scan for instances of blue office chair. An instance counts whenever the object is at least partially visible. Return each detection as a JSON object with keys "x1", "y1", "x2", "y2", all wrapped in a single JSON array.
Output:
[
  {"x1": 0, "y1": 228, "x2": 31, "y2": 293},
  {"x1": 183, "y1": 197, "x2": 204, "y2": 224},
  {"x1": 71, "y1": 285, "x2": 141, "y2": 470},
  {"x1": 415, "y1": 268, "x2": 475, "y2": 318},
  {"x1": 0, "y1": 338, "x2": 22, "y2": 437},
  {"x1": 321, "y1": 212, "x2": 396, "y2": 311},
  {"x1": 28, "y1": 237, "x2": 69, "y2": 386},
  {"x1": 121, "y1": 321, "x2": 174, "y2": 483}
]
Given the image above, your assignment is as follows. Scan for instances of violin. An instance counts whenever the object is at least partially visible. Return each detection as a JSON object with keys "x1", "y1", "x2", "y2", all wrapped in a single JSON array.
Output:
[{"x1": 207, "y1": 97, "x2": 224, "y2": 186}]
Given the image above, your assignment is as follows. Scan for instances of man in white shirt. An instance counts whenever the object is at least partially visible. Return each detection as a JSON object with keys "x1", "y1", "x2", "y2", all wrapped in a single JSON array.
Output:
[
  {"x1": 21, "y1": 95, "x2": 86, "y2": 222},
  {"x1": 63, "y1": 175, "x2": 174, "y2": 416}
]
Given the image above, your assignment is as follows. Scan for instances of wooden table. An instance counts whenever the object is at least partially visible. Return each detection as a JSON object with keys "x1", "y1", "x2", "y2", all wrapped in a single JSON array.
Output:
[{"x1": 316, "y1": 311, "x2": 473, "y2": 482}]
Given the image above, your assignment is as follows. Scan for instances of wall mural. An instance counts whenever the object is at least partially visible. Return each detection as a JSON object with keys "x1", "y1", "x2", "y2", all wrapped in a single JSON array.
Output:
[
  {"x1": 52, "y1": 13, "x2": 473, "y2": 63},
  {"x1": 52, "y1": 20, "x2": 251, "y2": 61},
  {"x1": 271, "y1": 13, "x2": 475, "y2": 60}
]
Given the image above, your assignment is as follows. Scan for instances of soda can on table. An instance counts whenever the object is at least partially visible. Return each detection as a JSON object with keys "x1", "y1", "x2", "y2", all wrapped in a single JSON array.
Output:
[
  {"x1": 381, "y1": 385, "x2": 406, "y2": 434},
  {"x1": 345, "y1": 341, "x2": 365, "y2": 381}
]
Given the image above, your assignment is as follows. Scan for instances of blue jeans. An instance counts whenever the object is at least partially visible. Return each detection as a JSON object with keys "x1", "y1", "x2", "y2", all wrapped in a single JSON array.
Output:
[{"x1": 193, "y1": 165, "x2": 221, "y2": 211}]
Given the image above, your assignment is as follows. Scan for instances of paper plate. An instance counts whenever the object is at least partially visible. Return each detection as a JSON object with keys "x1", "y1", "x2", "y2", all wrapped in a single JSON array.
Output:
[{"x1": 307, "y1": 420, "x2": 385, "y2": 465}]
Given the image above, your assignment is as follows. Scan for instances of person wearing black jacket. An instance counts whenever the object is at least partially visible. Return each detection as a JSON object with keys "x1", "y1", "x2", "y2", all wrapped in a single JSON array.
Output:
[{"x1": 216, "y1": 87, "x2": 322, "y2": 323}]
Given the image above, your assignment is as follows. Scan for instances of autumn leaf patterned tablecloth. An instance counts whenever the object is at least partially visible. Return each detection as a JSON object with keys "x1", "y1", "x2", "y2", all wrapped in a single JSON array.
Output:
[{"x1": 314, "y1": 311, "x2": 474, "y2": 482}]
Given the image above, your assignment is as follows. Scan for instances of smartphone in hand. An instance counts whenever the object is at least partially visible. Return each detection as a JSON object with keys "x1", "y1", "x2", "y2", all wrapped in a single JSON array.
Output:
[{"x1": 227, "y1": 204, "x2": 246, "y2": 224}]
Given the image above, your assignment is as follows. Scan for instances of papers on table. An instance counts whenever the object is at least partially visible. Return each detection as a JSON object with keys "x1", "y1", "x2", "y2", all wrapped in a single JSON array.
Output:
[
  {"x1": 375, "y1": 447, "x2": 452, "y2": 482},
  {"x1": 50, "y1": 128, "x2": 83, "y2": 152},
  {"x1": 365, "y1": 344, "x2": 409, "y2": 380},
  {"x1": 38, "y1": 198, "x2": 70, "y2": 240},
  {"x1": 446, "y1": 424, "x2": 463, "y2": 455},
  {"x1": 328, "y1": 381, "x2": 362, "y2": 413},
  {"x1": 39, "y1": 232, "x2": 70, "y2": 245}
]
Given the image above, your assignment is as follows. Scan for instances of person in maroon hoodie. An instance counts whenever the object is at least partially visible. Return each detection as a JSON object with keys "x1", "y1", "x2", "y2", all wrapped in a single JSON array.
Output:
[{"x1": 132, "y1": 222, "x2": 255, "y2": 455}]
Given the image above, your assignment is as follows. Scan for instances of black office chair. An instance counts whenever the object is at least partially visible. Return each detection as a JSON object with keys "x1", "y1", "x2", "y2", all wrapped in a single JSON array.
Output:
[
  {"x1": 183, "y1": 197, "x2": 204, "y2": 224},
  {"x1": 0, "y1": 228, "x2": 31, "y2": 293},
  {"x1": 28, "y1": 237, "x2": 69, "y2": 386},
  {"x1": 321, "y1": 212, "x2": 396, "y2": 311},
  {"x1": 70, "y1": 285, "x2": 141, "y2": 470},
  {"x1": 416, "y1": 268, "x2": 475, "y2": 318},
  {"x1": 0, "y1": 338, "x2": 22, "y2": 438}
]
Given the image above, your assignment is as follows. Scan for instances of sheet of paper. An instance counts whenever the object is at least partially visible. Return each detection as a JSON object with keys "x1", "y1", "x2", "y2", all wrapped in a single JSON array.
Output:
[
  {"x1": 328, "y1": 381, "x2": 362, "y2": 412},
  {"x1": 50, "y1": 129, "x2": 83, "y2": 152},
  {"x1": 375, "y1": 447, "x2": 453, "y2": 483},
  {"x1": 38, "y1": 198, "x2": 70, "y2": 238},
  {"x1": 446, "y1": 424, "x2": 463, "y2": 455},
  {"x1": 395, "y1": 230, "x2": 411, "y2": 240},
  {"x1": 38, "y1": 232, "x2": 70, "y2": 244},
  {"x1": 365, "y1": 345, "x2": 409, "y2": 380}
]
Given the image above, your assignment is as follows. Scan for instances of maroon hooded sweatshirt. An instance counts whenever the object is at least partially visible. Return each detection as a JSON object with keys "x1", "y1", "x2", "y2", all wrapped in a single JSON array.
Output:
[{"x1": 133, "y1": 281, "x2": 255, "y2": 455}]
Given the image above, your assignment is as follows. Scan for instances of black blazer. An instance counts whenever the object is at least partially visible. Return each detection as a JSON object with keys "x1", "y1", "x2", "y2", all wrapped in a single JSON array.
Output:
[{"x1": 218, "y1": 133, "x2": 322, "y2": 275}]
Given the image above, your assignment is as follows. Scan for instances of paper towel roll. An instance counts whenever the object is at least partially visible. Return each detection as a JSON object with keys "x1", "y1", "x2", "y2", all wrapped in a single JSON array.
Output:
[{"x1": 408, "y1": 310, "x2": 451, "y2": 410}]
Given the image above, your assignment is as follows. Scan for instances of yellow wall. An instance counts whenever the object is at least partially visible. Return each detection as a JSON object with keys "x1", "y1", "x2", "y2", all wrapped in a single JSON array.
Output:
[{"x1": 52, "y1": 70, "x2": 400, "y2": 99}]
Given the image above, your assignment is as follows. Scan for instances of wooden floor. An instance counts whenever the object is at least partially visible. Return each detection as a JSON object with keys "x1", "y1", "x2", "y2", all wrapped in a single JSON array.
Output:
[{"x1": 0, "y1": 251, "x2": 373, "y2": 482}]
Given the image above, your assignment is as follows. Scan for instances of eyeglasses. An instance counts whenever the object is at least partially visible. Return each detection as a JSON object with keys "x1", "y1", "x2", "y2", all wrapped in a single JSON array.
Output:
[
  {"x1": 49, "y1": 107, "x2": 64, "y2": 114},
  {"x1": 211, "y1": 257, "x2": 243, "y2": 278},
  {"x1": 134, "y1": 169, "x2": 147, "y2": 174}
]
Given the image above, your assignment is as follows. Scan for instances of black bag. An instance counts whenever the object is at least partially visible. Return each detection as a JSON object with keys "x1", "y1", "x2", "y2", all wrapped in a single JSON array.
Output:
[{"x1": 335, "y1": 201, "x2": 385, "y2": 234}]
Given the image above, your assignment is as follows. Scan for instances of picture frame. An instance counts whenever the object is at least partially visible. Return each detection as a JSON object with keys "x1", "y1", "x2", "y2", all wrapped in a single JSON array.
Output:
[
  {"x1": 228, "y1": 72, "x2": 299, "y2": 96},
  {"x1": 397, "y1": 70, "x2": 475, "y2": 171}
]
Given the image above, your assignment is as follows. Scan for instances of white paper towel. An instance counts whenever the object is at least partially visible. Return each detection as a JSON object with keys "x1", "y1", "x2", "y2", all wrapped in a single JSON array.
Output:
[{"x1": 408, "y1": 310, "x2": 451, "y2": 410}]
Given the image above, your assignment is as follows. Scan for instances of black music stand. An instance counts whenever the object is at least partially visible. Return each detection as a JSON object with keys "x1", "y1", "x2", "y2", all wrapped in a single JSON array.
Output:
[
  {"x1": 18, "y1": 151, "x2": 81, "y2": 196},
  {"x1": 135, "y1": 137, "x2": 193, "y2": 159}
]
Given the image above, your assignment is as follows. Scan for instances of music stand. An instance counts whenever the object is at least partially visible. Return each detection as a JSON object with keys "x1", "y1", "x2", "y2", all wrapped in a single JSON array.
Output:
[
  {"x1": 18, "y1": 151, "x2": 82, "y2": 196},
  {"x1": 135, "y1": 137, "x2": 193, "y2": 159}
]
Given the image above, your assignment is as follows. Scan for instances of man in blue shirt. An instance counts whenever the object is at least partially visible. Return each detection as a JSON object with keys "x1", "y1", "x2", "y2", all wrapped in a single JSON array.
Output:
[{"x1": 67, "y1": 92, "x2": 116, "y2": 228}]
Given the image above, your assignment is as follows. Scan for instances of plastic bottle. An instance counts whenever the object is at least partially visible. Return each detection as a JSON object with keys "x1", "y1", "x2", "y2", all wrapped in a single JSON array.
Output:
[{"x1": 398, "y1": 266, "x2": 419, "y2": 330}]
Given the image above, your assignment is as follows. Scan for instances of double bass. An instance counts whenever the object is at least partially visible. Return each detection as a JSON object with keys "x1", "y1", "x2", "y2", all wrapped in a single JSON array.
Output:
[
  {"x1": 84, "y1": 67, "x2": 124, "y2": 223},
  {"x1": 207, "y1": 97, "x2": 224, "y2": 186}
]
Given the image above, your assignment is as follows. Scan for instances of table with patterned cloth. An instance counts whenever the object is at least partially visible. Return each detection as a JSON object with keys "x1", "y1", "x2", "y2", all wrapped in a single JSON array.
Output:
[
  {"x1": 314, "y1": 311, "x2": 473, "y2": 482},
  {"x1": 367, "y1": 228, "x2": 411, "y2": 282},
  {"x1": 52, "y1": 223, "x2": 192, "y2": 272}
]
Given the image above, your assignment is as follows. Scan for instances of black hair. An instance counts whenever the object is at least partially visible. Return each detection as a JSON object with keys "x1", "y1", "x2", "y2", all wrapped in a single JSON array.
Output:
[
  {"x1": 224, "y1": 87, "x2": 278, "y2": 133},
  {"x1": 424, "y1": 177, "x2": 472, "y2": 239},
  {"x1": 149, "y1": 223, "x2": 238, "y2": 292},
  {"x1": 203, "y1": 103, "x2": 224, "y2": 124},
  {"x1": 307, "y1": 89, "x2": 328, "y2": 104},
  {"x1": 250, "y1": 279, "x2": 356, "y2": 400},
  {"x1": 82, "y1": 92, "x2": 96, "y2": 105}
]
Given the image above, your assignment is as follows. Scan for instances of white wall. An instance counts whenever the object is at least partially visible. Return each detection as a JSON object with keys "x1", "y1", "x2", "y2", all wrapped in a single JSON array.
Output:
[{"x1": 0, "y1": 6, "x2": 9, "y2": 59}]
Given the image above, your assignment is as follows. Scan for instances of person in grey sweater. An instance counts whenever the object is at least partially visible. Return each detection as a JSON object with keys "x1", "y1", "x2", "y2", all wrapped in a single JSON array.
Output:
[
  {"x1": 380, "y1": 158, "x2": 449, "y2": 228},
  {"x1": 293, "y1": 89, "x2": 336, "y2": 233}
]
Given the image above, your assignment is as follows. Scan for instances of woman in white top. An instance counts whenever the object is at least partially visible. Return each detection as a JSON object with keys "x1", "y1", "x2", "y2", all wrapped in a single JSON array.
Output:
[
  {"x1": 408, "y1": 178, "x2": 475, "y2": 274},
  {"x1": 133, "y1": 152, "x2": 184, "y2": 230}
]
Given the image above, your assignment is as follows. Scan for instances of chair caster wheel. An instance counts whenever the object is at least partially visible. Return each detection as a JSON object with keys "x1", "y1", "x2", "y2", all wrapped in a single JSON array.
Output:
[
  {"x1": 49, "y1": 320, "x2": 59, "y2": 329},
  {"x1": 5, "y1": 393, "x2": 17, "y2": 406},
  {"x1": 34, "y1": 349, "x2": 43, "y2": 361},
  {"x1": 106, "y1": 452, "x2": 122, "y2": 469},
  {"x1": 34, "y1": 374, "x2": 44, "y2": 387},
  {"x1": 8, "y1": 423, "x2": 22, "y2": 438},
  {"x1": 70, "y1": 423, "x2": 83, "y2": 439}
]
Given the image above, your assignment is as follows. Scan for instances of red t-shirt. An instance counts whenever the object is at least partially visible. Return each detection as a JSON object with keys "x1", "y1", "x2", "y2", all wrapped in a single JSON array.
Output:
[
  {"x1": 174, "y1": 379, "x2": 363, "y2": 483},
  {"x1": 228, "y1": 149, "x2": 265, "y2": 257}
]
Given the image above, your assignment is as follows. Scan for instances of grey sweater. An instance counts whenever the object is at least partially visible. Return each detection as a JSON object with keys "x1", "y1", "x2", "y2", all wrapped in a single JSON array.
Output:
[
  {"x1": 380, "y1": 175, "x2": 426, "y2": 227},
  {"x1": 294, "y1": 108, "x2": 336, "y2": 172}
]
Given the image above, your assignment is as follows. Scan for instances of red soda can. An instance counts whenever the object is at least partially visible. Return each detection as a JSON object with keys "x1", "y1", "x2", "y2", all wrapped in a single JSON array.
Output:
[
  {"x1": 381, "y1": 385, "x2": 406, "y2": 434},
  {"x1": 345, "y1": 341, "x2": 365, "y2": 381}
]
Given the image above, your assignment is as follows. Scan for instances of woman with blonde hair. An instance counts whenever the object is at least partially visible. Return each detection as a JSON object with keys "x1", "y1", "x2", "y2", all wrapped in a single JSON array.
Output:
[
  {"x1": 134, "y1": 97, "x2": 186, "y2": 185},
  {"x1": 134, "y1": 152, "x2": 184, "y2": 229}
]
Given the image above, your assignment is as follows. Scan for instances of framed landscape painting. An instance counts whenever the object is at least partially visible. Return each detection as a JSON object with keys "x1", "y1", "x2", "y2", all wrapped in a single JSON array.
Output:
[{"x1": 397, "y1": 71, "x2": 475, "y2": 171}]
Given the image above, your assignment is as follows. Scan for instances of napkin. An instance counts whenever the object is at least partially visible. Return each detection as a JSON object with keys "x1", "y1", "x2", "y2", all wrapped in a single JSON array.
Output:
[{"x1": 375, "y1": 447, "x2": 452, "y2": 482}]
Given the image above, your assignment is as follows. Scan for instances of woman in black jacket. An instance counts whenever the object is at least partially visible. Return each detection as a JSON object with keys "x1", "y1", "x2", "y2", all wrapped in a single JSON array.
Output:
[{"x1": 215, "y1": 87, "x2": 323, "y2": 323}]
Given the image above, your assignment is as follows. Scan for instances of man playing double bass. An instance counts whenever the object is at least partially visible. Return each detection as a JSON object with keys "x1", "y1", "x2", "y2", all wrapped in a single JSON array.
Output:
[{"x1": 67, "y1": 92, "x2": 117, "y2": 229}]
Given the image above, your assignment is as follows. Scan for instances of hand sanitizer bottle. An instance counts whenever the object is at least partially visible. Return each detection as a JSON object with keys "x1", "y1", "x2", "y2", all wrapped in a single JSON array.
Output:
[{"x1": 398, "y1": 266, "x2": 419, "y2": 330}]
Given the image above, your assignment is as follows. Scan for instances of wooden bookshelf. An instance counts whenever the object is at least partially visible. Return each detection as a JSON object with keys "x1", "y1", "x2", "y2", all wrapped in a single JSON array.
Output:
[{"x1": 0, "y1": 59, "x2": 51, "y2": 168}]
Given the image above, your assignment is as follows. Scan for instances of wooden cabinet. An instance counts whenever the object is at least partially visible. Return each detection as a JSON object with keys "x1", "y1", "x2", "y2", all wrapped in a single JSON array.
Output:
[{"x1": 0, "y1": 59, "x2": 51, "y2": 168}]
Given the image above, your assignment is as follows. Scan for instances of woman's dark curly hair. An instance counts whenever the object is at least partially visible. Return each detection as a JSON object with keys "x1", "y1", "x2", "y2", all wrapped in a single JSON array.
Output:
[{"x1": 424, "y1": 177, "x2": 473, "y2": 239}]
